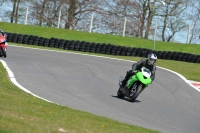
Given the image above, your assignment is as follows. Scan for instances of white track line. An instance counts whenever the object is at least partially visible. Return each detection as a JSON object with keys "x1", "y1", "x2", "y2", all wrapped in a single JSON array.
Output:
[{"x1": 0, "y1": 60, "x2": 55, "y2": 103}]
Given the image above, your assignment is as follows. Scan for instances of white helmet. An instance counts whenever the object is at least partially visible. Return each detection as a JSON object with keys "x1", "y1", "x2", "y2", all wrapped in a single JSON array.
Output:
[{"x1": 148, "y1": 53, "x2": 157, "y2": 65}]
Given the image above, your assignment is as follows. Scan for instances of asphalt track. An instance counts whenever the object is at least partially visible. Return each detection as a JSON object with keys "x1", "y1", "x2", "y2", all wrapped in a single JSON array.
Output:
[{"x1": 2, "y1": 46, "x2": 200, "y2": 133}]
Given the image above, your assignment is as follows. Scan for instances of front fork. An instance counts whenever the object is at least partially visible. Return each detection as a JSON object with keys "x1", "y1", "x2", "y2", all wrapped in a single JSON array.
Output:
[{"x1": 130, "y1": 83, "x2": 147, "y2": 94}]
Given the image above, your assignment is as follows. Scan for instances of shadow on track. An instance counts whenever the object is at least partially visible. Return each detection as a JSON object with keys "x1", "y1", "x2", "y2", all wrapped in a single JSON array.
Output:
[{"x1": 111, "y1": 95, "x2": 141, "y2": 103}]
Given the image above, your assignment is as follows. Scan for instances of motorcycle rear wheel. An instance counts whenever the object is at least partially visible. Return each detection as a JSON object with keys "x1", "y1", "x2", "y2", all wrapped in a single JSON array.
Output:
[{"x1": 128, "y1": 85, "x2": 142, "y2": 102}]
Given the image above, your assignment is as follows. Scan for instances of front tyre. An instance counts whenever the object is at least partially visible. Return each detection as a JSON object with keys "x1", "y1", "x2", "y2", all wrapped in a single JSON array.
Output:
[
  {"x1": 128, "y1": 85, "x2": 143, "y2": 102},
  {"x1": 1, "y1": 47, "x2": 7, "y2": 58}
]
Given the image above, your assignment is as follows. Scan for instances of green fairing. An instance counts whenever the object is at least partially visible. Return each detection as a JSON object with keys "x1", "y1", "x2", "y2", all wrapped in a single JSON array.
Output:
[{"x1": 126, "y1": 72, "x2": 152, "y2": 89}]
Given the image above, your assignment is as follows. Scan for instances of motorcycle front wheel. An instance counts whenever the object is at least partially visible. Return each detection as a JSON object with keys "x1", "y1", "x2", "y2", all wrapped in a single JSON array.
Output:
[{"x1": 128, "y1": 84, "x2": 142, "y2": 102}]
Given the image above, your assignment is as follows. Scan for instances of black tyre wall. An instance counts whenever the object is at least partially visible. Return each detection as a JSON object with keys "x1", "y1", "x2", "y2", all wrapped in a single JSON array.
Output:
[
  {"x1": 68, "y1": 40, "x2": 76, "y2": 50},
  {"x1": 171, "y1": 52, "x2": 179, "y2": 60},
  {"x1": 54, "y1": 39, "x2": 60, "y2": 48},
  {"x1": 43, "y1": 38, "x2": 50, "y2": 47},
  {"x1": 27, "y1": 35, "x2": 36, "y2": 45},
  {"x1": 110, "y1": 46, "x2": 117, "y2": 55},
  {"x1": 79, "y1": 41, "x2": 86, "y2": 52},
  {"x1": 85, "y1": 42, "x2": 92, "y2": 52},
  {"x1": 74, "y1": 41, "x2": 81, "y2": 51},
  {"x1": 22, "y1": 35, "x2": 30, "y2": 44},
  {"x1": 131, "y1": 48, "x2": 138, "y2": 56},
  {"x1": 33, "y1": 36, "x2": 40, "y2": 45},
  {"x1": 120, "y1": 46, "x2": 128, "y2": 56},
  {"x1": 5, "y1": 32, "x2": 200, "y2": 64},
  {"x1": 38, "y1": 37, "x2": 45, "y2": 46},
  {"x1": 166, "y1": 51, "x2": 173, "y2": 60},
  {"x1": 176, "y1": 52, "x2": 183, "y2": 61},
  {"x1": 156, "y1": 51, "x2": 163, "y2": 59},
  {"x1": 135, "y1": 48, "x2": 143, "y2": 57},
  {"x1": 105, "y1": 44, "x2": 113, "y2": 55},
  {"x1": 17, "y1": 34, "x2": 24, "y2": 44},
  {"x1": 6, "y1": 32, "x2": 13, "y2": 42},
  {"x1": 95, "y1": 43, "x2": 102, "y2": 53},
  {"x1": 195, "y1": 55, "x2": 200, "y2": 63},
  {"x1": 89, "y1": 43, "x2": 97, "y2": 53},
  {"x1": 100, "y1": 44, "x2": 107, "y2": 54},
  {"x1": 12, "y1": 33, "x2": 19, "y2": 43},
  {"x1": 115, "y1": 46, "x2": 122, "y2": 55}
]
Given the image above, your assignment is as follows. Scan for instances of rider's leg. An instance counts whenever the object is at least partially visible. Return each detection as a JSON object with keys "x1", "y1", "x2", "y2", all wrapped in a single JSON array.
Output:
[{"x1": 121, "y1": 70, "x2": 133, "y2": 87}]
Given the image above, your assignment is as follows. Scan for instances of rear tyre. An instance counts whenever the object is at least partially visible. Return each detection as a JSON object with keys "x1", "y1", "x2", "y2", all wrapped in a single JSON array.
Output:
[
  {"x1": 128, "y1": 85, "x2": 142, "y2": 102},
  {"x1": 117, "y1": 87, "x2": 125, "y2": 98},
  {"x1": 1, "y1": 47, "x2": 7, "y2": 58}
]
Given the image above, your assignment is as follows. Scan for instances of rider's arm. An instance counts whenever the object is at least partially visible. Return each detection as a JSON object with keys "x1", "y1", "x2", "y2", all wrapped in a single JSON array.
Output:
[
  {"x1": 132, "y1": 59, "x2": 146, "y2": 71},
  {"x1": 150, "y1": 65, "x2": 156, "y2": 81}
]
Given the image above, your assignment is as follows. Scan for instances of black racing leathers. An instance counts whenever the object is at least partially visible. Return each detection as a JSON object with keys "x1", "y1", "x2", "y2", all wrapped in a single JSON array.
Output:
[{"x1": 121, "y1": 59, "x2": 156, "y2": 86}]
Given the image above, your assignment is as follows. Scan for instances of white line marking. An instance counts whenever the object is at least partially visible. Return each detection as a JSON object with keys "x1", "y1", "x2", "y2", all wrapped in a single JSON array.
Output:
[{"x1": 0, "y1": 59, "x2": 56, "y2": 103}]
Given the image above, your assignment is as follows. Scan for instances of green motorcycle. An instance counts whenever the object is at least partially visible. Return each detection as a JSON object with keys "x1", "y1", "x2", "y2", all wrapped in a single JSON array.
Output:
[{"x1": 117, "y1": 67, "x2": 152, "y2": 102}]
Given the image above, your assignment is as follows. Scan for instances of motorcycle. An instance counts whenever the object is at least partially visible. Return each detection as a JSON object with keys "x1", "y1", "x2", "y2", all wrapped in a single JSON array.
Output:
[
  {"x1": 0, "y1": 34, "x2": 7, "y2": 58},
  {"x1": 117, "y1": 67, "x2": 152, "y2": 102}
]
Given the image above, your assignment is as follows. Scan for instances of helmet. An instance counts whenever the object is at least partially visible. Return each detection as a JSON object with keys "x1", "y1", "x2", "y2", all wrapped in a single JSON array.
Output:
[{"x1": 147, "y1": 53, "x2": 157, "y2": 65}]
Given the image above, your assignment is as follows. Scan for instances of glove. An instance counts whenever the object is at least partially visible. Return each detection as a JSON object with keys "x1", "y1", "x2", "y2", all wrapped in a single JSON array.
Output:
[{"x1": 132, "y1": 70, "x2": 138, "y2": 73}]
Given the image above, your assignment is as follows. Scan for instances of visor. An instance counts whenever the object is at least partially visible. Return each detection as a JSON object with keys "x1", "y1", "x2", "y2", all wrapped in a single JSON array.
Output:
[{"x1": 149, "y1": 58, "x2": 156, "y2": 62}]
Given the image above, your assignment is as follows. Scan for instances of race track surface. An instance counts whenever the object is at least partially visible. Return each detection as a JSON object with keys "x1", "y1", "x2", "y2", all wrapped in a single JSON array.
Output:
[{"x1": 2, "y1": 46, "x2": 200, "y2": 133}]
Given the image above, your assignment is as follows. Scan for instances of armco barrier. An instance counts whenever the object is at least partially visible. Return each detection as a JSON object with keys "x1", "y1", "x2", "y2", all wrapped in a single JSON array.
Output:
[{"x1": 5, "y1": 32, "x2": 200, "y2": 63}]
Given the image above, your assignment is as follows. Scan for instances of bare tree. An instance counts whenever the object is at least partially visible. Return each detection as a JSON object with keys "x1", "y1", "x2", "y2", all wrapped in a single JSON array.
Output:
[
  {"x1": 11, "y1": 0, "x2": 17, "y2": 23},
  {"x1": 158, "y1": 0, "x2": 188, "y2": 42},
  {"x1": 188, "y1": 0, "x2": 200, "y2": 44},
  {"x1": 0, "y1": 0, "x2": 4, "y2": 6},
  {"x1": 15, "y1": 0, "x2": 21, "y2": 23},
  {"x1": 64, "y1": 0, "x2": 77, "y2": 29}
]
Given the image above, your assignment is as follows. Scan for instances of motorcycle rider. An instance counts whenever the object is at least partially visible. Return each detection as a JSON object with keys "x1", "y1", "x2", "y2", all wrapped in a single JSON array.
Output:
[
  {"x1": 120, "y1": 53, "x2": 157, "y2": 93},
  {"x1": 0, "y1": 29, "x2": 6, "y2": 36},
  {"x1": 0, "y1": 29, "x2": 8, "y2": 46}
]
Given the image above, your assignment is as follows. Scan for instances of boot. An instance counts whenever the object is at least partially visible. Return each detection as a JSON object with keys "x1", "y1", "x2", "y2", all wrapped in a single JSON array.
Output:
[
  {"x1": 121, "y1": 70, "x2": 132, "y2": 87},
  {"x1": 123, "y1": 86, "x2": 129, "y2": 97}
]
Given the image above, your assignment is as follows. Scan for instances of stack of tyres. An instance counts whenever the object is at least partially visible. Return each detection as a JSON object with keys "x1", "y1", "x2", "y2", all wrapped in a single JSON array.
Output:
[
  {"x1": 95, "y1": 43, "x2": 102, "y2": 53},
  {"x1": 22, "y1": 35, "x2": 30, "y2": 44},
  {"x1": 79, "y1": 41, "x2": 86, "y2": 52},
  {"x1": 74, "y1": 41, "x2": 81, "y2": 51},
  {"x1": 89, "y1": 43, "x2": 97, "y2": 53},
  {"x1": 38, "y1": 37, "x2": 45, "y2": 46},
  {"x1": 17, "y1": 34, "x2": 24, "y2": 44},
  {"x1": 100, "y1": 44, "x2": 107, "y2": 54},
  {"x1": 58, "y1": 39, "x2": 66, "y2": 49}
]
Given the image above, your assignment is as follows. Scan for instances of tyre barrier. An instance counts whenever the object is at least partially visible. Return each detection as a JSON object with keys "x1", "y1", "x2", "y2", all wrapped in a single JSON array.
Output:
[{"x1": 5, "y1": 32, "x2": 200, "y2": 63}]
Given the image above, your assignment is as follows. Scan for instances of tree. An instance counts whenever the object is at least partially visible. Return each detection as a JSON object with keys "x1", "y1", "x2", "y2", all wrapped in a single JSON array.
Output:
[
  {"x1": 188, "y1": 0, "x2": 200, "y2": 44},
  {"x1": 158, "y1": 0, "x2": 188, "y2": 42},
  {"x1": 11, "y1": 0, "x2": 17, "y2": 23},
  {"x1": 65, "y1": 0, "x2": 77, "y2": 29},
  {"x1": 0, "y1": 0, "x2": 4, "y2": 6}
]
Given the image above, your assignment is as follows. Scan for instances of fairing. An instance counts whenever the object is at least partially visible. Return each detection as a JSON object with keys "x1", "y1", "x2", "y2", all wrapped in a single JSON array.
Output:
[{"x1": 126, "y1": 72, "x2": 152, "y2": 88}]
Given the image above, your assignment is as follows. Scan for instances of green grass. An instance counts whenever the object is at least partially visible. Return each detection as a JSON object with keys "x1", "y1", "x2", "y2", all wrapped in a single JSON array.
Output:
[
  {"x1": 0, "y1": 22, "x2": 200, "y2": 133},
  {"x1": 2, "y1": 22, "x2": 200, "y2": 55}
]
